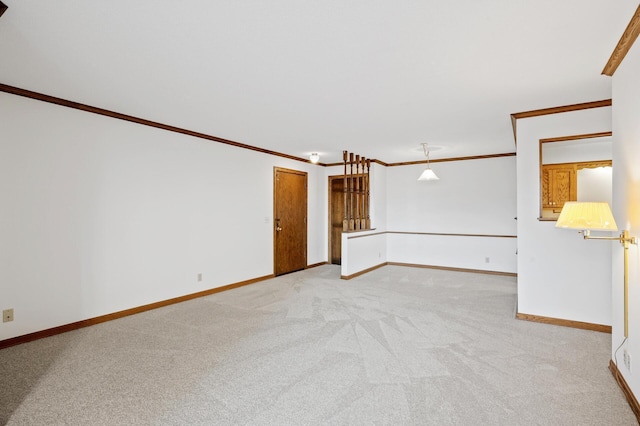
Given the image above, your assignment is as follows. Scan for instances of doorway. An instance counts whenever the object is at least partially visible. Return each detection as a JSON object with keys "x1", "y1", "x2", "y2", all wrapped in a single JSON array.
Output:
[
  {"x1": 274, "y1": 167, "x2": 307, "y2": 275},
  {"x1": 329, "y1": 176, "x2": 345, "y2": 264}
]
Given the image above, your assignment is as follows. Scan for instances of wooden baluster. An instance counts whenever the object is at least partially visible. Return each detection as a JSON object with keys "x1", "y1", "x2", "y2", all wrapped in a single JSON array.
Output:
[
  {"x1": 343, "y1": 151, "x2": 348, "y2": 232},
  {"x1": 360, "y1": 157, "x2": 366, "y2": 229},
  {"x1": 365, "y1": 159, "x2": 371, "y2": 229},
  {"x1": 355, "y1": 155, "x2": 360, "y2": 230},
  {"x1": 349, "y1": 153, "x2": 355, "y2": 230}
]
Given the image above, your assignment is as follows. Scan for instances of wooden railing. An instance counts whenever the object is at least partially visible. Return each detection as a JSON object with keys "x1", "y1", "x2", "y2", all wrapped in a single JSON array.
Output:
[{"x1": 342, "y1": 151, "x2": 371, "y2": 231}]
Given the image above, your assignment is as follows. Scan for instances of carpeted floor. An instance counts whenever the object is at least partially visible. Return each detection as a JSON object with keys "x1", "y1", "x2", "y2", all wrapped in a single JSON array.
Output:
[{"x1": 0, "y1": 265, "x2": 636, "y2": 425}]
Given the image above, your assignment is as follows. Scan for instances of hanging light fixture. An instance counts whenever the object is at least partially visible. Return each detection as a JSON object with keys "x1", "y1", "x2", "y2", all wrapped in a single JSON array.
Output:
[{"x1": 417, "y1": 143, "x2": 439, "y2": 181}]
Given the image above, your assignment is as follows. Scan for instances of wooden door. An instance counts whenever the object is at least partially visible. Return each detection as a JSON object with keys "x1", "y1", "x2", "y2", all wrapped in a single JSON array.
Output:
[
  {"x1": 274, "y1": 167, "x2": 307, "y2": 276},
  {"x1": 329, "y1": 177, "x2": 345, "y2": 264}
]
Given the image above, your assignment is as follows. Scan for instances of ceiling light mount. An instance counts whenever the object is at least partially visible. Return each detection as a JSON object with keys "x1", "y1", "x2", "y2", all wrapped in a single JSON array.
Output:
[{"x1": 309, "y1": 153, "x2": 320, "y2": 164}]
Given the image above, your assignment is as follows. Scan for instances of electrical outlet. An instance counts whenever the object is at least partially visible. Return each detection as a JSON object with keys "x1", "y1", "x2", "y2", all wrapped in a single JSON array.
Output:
[
  {"x1": 624, "y1": 349, "x2": 632, "y2": 372},
  {"x1": 3, "y1": 308, "x2": 13, "y2": 323},
  {"x1": 197, "y1": 273, "x2": 203, "y2": 282},
  {"x1": 485, "y1": 257, "x2": 490, "y2": 263}
]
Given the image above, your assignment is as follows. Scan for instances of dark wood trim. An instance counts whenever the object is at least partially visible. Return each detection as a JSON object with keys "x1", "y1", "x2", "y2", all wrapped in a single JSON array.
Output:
[
  {"x1": 602, "y1": 5, "x2": 640, "y2": 76},
  {"x1": 0, "y1": 274, "x2": 274, "y2": 350},
  {"x1": 325, "y1": 159, "x2": 388, "y2": 168},
  {"x1": 0, "y1": 83, "x2": 321, "y2": 165},
  {"x1": 387, "y1": 231, "x2": 516, "y2": 239},
  {"x1": 510, "y1": 100, "x2": 612, "y2": 142},
  {"x1": 387, "y1": 262, "x2": 517, "y2": 277},
  {"x1": 331, "y1": 152, "x2": 515, "y2": 168},
  {"x1": 609, "y1": 359, "x2": 640, "y2": 422},
  {"x1": 542, "y1": 159, "x2": 612, "y2": 170},
  {"x1": 345, "y1": 230, "x2": 517, "y2": 239},
  {"x1": 0, "y1": 1, "x2": 7, "y2": 18},
  {"x1": 387, "y1": 152, "x2": 516, "y2": 167},
  {"x1": 306, "y1": 261, "x2": 328, "y2": 269},
  {"x1": 372, "y1": 159, "x2": 389, "y2": 167},
  {"x1": 515, "y1": 312, "x2": 611, "y2": 333},
  {"x1": 540, "y1": 131, "x2": 612, "y2": 144},
  {"x1": 511, "y1": 99, "x2": 612, "y2": 120},
  {"x1": 341, "y1": 262, "x2": 387, "y2": 280}
]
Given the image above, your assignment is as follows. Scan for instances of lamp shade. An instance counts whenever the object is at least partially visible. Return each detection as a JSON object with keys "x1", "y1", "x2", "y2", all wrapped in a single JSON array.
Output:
[
  {"x1": 417, "y1": 167, "x2": 439, "y2": 181},
  {"x1": 555, "y1": 202, "x2": 618, "y2": 231}
]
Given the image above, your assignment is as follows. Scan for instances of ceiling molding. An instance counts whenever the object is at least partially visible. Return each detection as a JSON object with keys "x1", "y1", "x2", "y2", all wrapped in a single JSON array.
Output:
[
  {"x1": 387, "y1": 152, "x2": 516, "y2": 167},
  {"x1": 602, "y1": 5, "x2": 640, "y2": 76},
  {"x1": 511, "y1": 99, "x2": 612, "y2": 120},
  {"x1": 324, "y1": 159, "x2": 388, "y2": 168},
  {"x1": 510, "y1": 99, "x2": 612, "y2": 144},
  {"x1": 323, "y1": 153, "x2": 515, "y2": 168},
  {"x1": 0, "y1": 1, "x2": 7, "y2": 19},
  {"x1": 540, "y1": 131, "x2": 612, "y2": 144},
  {"x1": 0, "y1": 83, "x2": 319, "y2": 166}
]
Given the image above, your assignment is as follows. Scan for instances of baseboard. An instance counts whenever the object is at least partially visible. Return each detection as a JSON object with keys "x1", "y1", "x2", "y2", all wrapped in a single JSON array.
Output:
[
  {"x1": 387, "y1": 262, "x2": 517, "y2": 277},
  {"x1": 609, "y1": 359, "x2": 640, "y2": 422},
  {"x1": 306, "y1": 261, "x2": 328, "y2": 269},
  {"x1": 341, "y1": 261, "x2": 517, "y2": 280},
  {"x1": 515, "y1": 312, "x2": 611, "y2": 333},
  {"x1": 0, "y1": 273, "x2": 274, "y2": 350},
  {"x1": 341, "y1": 262, "x2": 388, "y2": 280}
]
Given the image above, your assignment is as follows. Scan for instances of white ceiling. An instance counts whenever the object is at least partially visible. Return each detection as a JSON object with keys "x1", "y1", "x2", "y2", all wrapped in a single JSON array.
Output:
[{"x1": 0, "y1": 1, "x2": 636, "y2": 164}]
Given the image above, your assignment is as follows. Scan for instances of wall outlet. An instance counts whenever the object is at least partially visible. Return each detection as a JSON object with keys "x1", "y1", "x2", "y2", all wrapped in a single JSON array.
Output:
[
  {"x1": 485, "y1": 257, "x2": 490, "y2": 263},
  {"x1": 197, "y1": 273, "x2": 203, "y2": 282},
  {"x1": 624, "y1": 349, "x2": 632, "y2": 372},
  {"x1": 3, "y1": 308, "x2": 13, "y2": 323}
]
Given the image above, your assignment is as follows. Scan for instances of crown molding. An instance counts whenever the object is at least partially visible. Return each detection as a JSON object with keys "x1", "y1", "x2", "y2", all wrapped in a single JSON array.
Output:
[
  {"x1": 602, "y1": 5, "x2": 640, "y2": 76},
  {"x1": 539, "y1": 131, "x2": 612, "y2": 144},
  {"x1": 510, "y1": 99, "x2": 612, "y2": 144},
  {"x1": 0, "y1": 83, "x2": 320, "y2": 165}
]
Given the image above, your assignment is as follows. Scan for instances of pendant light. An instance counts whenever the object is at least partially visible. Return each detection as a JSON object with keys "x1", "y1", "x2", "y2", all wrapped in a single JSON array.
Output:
[{"x1": 417, "y1": 143, "x2": 439, "y2": 181}]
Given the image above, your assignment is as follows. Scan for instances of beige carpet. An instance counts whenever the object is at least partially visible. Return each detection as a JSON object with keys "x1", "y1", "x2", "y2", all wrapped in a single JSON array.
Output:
[{"x1": 0, "y1": 265, "x2": 636, "y2": 425}]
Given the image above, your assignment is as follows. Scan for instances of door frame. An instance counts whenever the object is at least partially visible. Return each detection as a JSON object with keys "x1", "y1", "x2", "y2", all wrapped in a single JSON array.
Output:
[{"x1": 273, "y1": 167, "x2": 308, "y2": 275}]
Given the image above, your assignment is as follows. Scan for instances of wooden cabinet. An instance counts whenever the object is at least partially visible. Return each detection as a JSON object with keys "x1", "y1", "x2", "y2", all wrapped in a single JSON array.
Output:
[{"x1": 541, "y1": 164, "x2": 576, "y2": 210}]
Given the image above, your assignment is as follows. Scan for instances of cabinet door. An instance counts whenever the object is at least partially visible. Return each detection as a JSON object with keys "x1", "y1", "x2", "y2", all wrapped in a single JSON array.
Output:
[
  {"x1": 550, "y1": 168, "x2": 574, "y2": 208},
  {"x1": 541, "y1": 167, "x2": 552, "y2": 208},
  {"x1": 541, "y1": 164, "x2": 576, "y2": 210}
]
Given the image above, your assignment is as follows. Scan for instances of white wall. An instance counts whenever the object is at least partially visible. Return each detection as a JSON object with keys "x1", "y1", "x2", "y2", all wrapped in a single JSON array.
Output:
[
  {"x1": 0, "y1": 93, "x2": 327, "y2": 341},
  {"x1": 341, "y1": 155, "x2": 517, "y2": 277},
  {"x1": 517, "y1": 107, "x2": 613, "y2": 325},
  {"x1": 385, "y1": 156, "x2": 517, "y2": 273},
  {"x1": 341, "y1": 231, "x2": 387, "y2": 278},
  {"x1": 578, "y1": 167, "x2": 612, "y2": 204},
  {"x1": 611, "y1": 36, "x2": 640, "y2": 398},
  {"x1": 542, "y1": 138, "x2": 611, "y2": 164}
]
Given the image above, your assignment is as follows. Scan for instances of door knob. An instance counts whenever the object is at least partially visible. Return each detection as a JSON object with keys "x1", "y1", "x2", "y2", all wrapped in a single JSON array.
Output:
[{"x1": 276, "y1": 226, "x2": 282, "y2": 232}]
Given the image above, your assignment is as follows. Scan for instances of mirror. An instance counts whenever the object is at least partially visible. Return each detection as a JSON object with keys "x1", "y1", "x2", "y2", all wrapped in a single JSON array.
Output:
[{"x1": 540, "y1": 133, "x2": 612, "y2": 220}]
